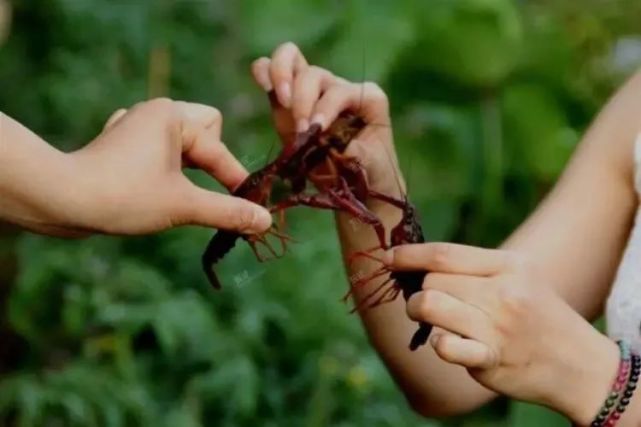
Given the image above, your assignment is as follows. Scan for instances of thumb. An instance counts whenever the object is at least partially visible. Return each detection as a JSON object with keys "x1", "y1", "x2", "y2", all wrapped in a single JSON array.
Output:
[{"x1": 181, "y1": 186, "x2": 272, "y2": 234}]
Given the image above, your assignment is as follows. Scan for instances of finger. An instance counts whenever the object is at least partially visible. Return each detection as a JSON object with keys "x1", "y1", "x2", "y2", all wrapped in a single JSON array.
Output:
[
  {"x1": 269, "y1": 42, "x2": 308, "y2": 108},
  {"x1": 430, "y1": 333, "x2": 497, "y2": 369},
  {"x1": 179, "y1": 186, "x2": 272, "y2": 234},
  {"x1": 251, "y1": 57, "x2": 273, "y2": 92},
  {"x1": 309, "y1": 82, "x2": 389, "y2": 131},
  {"x1": 103, "y1": 108, "x2": 128, "y2": 132},
  {"x1": 188, "y1": 137, "x2": 248, "y2": 192},
  {"x1": 174, "y1": 101, "x2": 247, "y2": 191},
  {"x1": 291, "y1": 65, "x2": 334, "y2": 132},
  {"x1": 175, "y1": 101, "x2": 223, "y2": 141},
  {"x1": 386, "y1": 242, "x2": 512, "y2": 276},
  {"x1": 407, "y1": 289, "x2": 493, "y2": 342},
  {"x1": 421, "y1": 272, "x2": 492, "y2": 307}
]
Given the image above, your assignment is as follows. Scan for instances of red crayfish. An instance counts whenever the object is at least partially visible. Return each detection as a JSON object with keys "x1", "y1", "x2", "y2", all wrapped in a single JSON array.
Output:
[{"x1": 201, "y1": 90, "x2": 432, "y2": 350}]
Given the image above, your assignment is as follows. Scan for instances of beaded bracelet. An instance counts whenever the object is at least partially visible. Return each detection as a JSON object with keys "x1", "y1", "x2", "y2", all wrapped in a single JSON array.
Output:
[{"x1": 591, "y1": 341, "x2": 640, "y2": 427}]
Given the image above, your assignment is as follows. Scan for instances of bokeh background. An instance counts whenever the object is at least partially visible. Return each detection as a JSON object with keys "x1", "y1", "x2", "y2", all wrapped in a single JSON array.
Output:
[{"x1": 1, "y1": 0, "x2": 640, "y2": 426}]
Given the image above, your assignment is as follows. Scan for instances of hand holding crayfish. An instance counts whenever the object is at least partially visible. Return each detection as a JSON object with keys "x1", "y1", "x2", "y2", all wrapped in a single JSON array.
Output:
[
  {"x1": 251, "y1": 43, "x2": 432, "y2": 350},
  {"x1": 251, "y1": 42, "x2": 405, "y2": 199},
  {"x1": 0, "y1": 99, "x2": 272, "y2": 237},
  {"x1": 388, "y1": 242, "x2": 622, "y2": 425}
]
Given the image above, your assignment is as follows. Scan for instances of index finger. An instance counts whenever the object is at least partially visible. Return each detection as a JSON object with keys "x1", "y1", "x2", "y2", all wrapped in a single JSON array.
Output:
[
  {"x1": 269, "y1": 42, "x2": 308, "y2": 108},
  {"x1": 176, "y1": 101, "x2": 248, "y2": 191},
  {"x1": 386, "y1": 243, "x2": 511, "y2": 276}
]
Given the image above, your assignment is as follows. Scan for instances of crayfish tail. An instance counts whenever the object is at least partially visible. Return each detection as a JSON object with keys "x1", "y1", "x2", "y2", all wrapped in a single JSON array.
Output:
[
  {"x1": 201, "y1": 253, "x2": 222, "y2": 290},
  {"x1": 201, "y1": 230, "x2": 241, "y2": 289},
  {"x1": 409, "y1": 322, "x2": 433, "y2": 351}
]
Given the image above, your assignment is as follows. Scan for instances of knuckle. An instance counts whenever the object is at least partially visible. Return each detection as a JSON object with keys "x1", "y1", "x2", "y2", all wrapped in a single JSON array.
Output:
[
  {"x1": 170, "y1": 193, "x2": 196, "y2": 226},
  {"x1": 430, "y1": 243, "x2": 453, "y2": 270},
  {"x1": 308, "y1": 65, "x2": 323, "y2": 74},
  {"x1": 146, "y1": 97, "x2": 174, "y2": 113},
  {"x1": 309, "y1": 65, "x2": 332, "y2": 79},
  {"x1": 207, "y1": 107, "x2": 222, "y2": 125},
  {"x1": 496, "y1": 283, "x2": 534, "y2": 323},
  {"x1": 363, "y1": 81, "x2": 388, "y2": 101},
  {"x1": 324, "y1": 84, "x2": 343, "y2": 99},
  {"x1": 233, "y1": 203, "x2": 258, "y2": 233},
  {"x1": 501, "y1": 250, "x2": 526, "y2": 271}
]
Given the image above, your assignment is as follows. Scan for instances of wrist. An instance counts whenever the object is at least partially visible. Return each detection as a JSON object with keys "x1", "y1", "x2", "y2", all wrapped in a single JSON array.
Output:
[
  {"x1": 0, "y1": 114, "x2": 93, "y2": 235},
  {"x1": 61, "y1": 148, "x2": 112, "y2": 234},
  {"x1": 54, "y1": 151, "x2": 99, "y2": 233},
  {"x1": 553, "y1": 334, "x2": 620, "y2": 426}
]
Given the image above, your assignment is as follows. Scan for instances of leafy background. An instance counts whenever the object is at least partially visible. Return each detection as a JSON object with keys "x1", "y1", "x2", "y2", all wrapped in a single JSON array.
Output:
[{"x1": 0, "y1": 0, "x2": 640, "y2": 426}]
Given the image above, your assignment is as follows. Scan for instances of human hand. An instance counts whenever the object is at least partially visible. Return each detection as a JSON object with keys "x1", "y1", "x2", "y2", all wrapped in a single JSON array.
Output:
[
  {"x1": 386, "y1": 242, "x2": 620, "y2": 425},
  {"x1": 60, "y1": 99, "x2": 271, "y2": 236},
  {"x1": 250, "y1": 42, "x2": 404, "y2": 198}
]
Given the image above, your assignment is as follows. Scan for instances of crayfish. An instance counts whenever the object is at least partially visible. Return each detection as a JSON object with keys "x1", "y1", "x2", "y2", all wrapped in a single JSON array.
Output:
[{"x1": 201, "y1": 90, "x2": 433, "y2": 350}]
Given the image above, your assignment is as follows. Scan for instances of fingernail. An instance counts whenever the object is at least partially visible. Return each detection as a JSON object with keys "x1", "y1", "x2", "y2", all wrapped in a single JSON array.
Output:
[
  {"x1": 382, "y1": 249, "x2": 394, "y2": 265},
  {"x1": 253, "y1": 207, "x2": 273, "y2": 233},
  {"x1": 310, "y1": 113, "x2": 325, "y2": 130},
  {"x1": 262, "y1": 80, "x2": 273, "y2": 92},
  {"x1": 278, "y1": 83, "x2": 291, "y2": 108},
  {"x1": 296, "y1": 118, "x2": 309, "y2": 133}
]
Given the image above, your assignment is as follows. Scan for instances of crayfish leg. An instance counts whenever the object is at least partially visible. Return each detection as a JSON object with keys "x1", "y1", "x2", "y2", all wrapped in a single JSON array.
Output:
[
  {"x1": 346, "y1": 266, "x2": 389, "y2": 295},
  {"x1": 247, "y1": 237, "x2": 273, "y2": 262},
  {"x1": 369, "y1": 286, "x2": 401, "y2": 308},
  {"x1": 246, "y1": 226, "x2": 295, "y2": 262},
  {"x1": 268, "y1": 227, "x2": 296, "y2": 255},
  {"x1": 346, "y1": 246, "x2": 385, "y2": 267},
  {"x1": 348, "y1": 277, "x2": 396, "y2": 314},
  {"x1": 367, "y1": 190, "x2": 406, "y2": 210}
]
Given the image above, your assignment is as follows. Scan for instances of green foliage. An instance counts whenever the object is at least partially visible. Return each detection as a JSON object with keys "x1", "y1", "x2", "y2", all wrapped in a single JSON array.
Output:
[{"x1": 0, "y1": 0, "x2": 639, "y2": 426}]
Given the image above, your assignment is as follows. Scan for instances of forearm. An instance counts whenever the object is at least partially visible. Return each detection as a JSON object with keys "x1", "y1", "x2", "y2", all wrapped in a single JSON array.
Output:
[
  {"x1": 337, "y1": 72, "x2": 641, "y2": 417},
  {"x1": 503, "y1": 71, "x2": 641, "y2": 321},
  {"x1": 0, "y1": 112, "x2": 88, "y2": 236},
  {"x1": 335, "y1": 198, "x2": 495, "y2": 416}
]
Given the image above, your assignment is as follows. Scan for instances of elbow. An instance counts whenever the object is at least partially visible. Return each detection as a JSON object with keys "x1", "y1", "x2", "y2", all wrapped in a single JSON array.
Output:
[
  {"x1": 403, "y1": 391, "x2": 488, "y2": 419},
  {"x1": 406, "y1": 397, "x2": 461, "y2": 419}
]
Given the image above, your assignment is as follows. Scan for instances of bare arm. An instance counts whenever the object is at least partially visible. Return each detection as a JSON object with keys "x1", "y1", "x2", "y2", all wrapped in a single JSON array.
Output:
[
  {"x1": 338, "y1": 71, "x2": 641, "y2": 416},
  {"x1": 251, "y1": 43, "x2": 641, "y2": 418},
  {"x1": 502, "y1": 71, "x2": 641, "y2": 319},
  {"x1": 0, "y1": 103, "x2": 271, "y2": 237}
]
